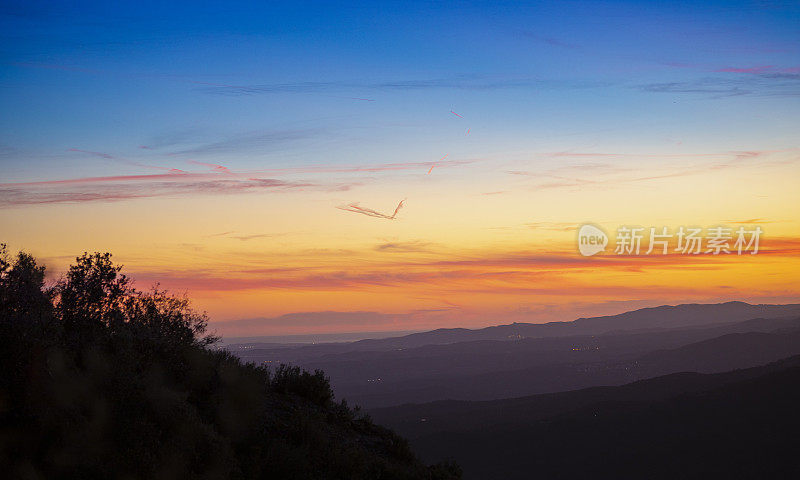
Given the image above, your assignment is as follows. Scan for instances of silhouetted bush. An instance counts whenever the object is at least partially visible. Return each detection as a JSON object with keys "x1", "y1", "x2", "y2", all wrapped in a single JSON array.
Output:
[
  {"x1": 0, "y1": 245, "x2": 460, "y2": 479},
  {"x1": 270, "y1": 364, "x2": 334, "y2": 406}
]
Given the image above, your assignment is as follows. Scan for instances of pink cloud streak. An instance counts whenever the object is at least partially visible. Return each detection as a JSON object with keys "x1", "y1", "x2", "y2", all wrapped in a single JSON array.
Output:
[{"x1": 337, "y1": 199, "x2": 406, "y2": 220}]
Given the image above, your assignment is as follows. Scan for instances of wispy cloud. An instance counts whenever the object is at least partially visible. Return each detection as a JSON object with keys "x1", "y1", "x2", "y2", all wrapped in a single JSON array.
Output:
[
  {"x1": 229, "y1": 233, "x2": 279, "y2": 241},
  {"x1": 187, "y1": 160, "x2": 232, "y2": 173},
  {"x1": 270, "y1": 159, "x2": 472, "y2": 175},
  {"x1": 204, "y1": 231, "x2": 234, "y2": 238},
  {"x1": 509, "y1": 149, "x2": 796, "y2": 191},
  {"x1": 69, "y1": 148, "x2": 187, "y2": 173},
  {"x1": 68, "y1": 148, "x2": 113, "y2": 159},
  {"x1": 9, "y1": 61, "x2": 607, "y2": 101},
  {"x1": 717, "y1": 65, "x2": 773, "y2": 74},
  {"x1": 375, "y1": 240, "x2": 433, "y2": 253},
  {"x1": 526, "y1": 222, "x2": 579, "y2": 232},
  {"x1": 428, "y1": 154, "x2": 449, "y2": 174},
  {"x1": 200, "y1": 76, "x2": 608, "y2": 96},
  {"x1": 170, "y1": 129, "x2": 324, "y2": 156},
  {"x1": 178, "y1": 159, "x2": 472, "y2": 177},
  {"x1": 715, "y1": 65, "x2": 799, "y2": 74},
  {"x1": 0, "y1": 155, "x2": 476, "y2": 206},
  {"x1": 521, "y1": 32, "x2": 580, "y2": 50},
  {"x1": 638, "y1": 72, "x2": 800, "y2": 98},
  {"x1": 639, "y1": 79, "x2": 754, "y2": 97},
  {"x1": 126, "y1": 236, "x2": 800, "y2": 295},
  {"x1": 201, "y1": 231, "x2": 282, "y2": 241},
  {"x1": 337, "y1": 199, "x2": 406, "y2": 220},
  {"x1": 0, "y1": 175, "x2": 337, "y2": 206}
]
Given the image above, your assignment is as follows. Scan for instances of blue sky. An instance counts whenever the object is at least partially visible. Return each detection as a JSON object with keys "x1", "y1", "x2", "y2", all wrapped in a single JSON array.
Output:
[{"x1": 2, "y1": 0, "x2": 799, "y2": 182}]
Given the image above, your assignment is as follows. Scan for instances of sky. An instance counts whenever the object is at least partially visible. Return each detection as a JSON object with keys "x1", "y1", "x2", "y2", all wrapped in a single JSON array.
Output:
[{"x1": 1, "y1": 0, "x2": 799, "y2": 337}]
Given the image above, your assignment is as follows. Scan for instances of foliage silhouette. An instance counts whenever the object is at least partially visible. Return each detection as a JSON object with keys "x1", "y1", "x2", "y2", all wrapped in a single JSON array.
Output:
[{"x1": 0, "y1": 245, "x2": 461, "y2": 479}]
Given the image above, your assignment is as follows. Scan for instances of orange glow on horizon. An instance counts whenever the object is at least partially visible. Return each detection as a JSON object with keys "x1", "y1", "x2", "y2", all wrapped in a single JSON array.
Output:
[{"x1": 3, "y1": 149, "x2": 799, "y2": 337}]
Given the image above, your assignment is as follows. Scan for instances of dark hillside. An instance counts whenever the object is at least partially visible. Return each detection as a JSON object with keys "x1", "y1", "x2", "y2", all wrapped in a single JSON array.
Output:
[
  {"x1": 0, "y1": 246, "x2": 460, "y2": 480},
  {"x1": 375, "y1": 356, "x2": 800, "y2": 479}
]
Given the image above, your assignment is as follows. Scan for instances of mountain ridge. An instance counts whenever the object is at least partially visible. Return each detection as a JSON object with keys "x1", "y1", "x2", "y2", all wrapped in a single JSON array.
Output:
[{"x1": 231, "y1": 302, "x2": 800, "y2": 363}]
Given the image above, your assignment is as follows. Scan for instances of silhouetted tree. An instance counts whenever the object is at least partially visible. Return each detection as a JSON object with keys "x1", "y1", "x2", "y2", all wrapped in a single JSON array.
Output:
[
  {"x1": 57, "y1": 252, "x2": 129, "y2": 338},
  {"x1": 123, "y1": 285, "x2": 217, "y2": 347},
  {"x1": 0, "y1": 244, "x2": 53, "y2": 326},
  {"x1": 0, "y1": 245, "x2": 461, "y2": 479},
  {"x1": 270, "y1": 364, "x2": 333, "y2": 406}
]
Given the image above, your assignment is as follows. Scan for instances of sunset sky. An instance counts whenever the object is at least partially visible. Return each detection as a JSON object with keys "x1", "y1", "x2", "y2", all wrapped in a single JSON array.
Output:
[{"x1": 2, "y1": 1, "x2": 799, "y2": 337}]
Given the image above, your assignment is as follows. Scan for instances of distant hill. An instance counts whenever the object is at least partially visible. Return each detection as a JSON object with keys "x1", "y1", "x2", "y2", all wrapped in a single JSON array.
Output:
[
  {"x1": 371, "y1": 351, "x2": 800, "y2": 438},
  {"x1": 232, "y1": 302, "x2": 800, "y2": 365},
  {"x1": 347, "y1": 300, "x2": 800, "y2": 345},
  {"x1": 636, "y1": 329, "x2": 800, "y2": 373},
  {"x1": 296, "y1": 315, "x2": 800, "y2": 407},
  {"x1": 374, "y1": 355, "x2": 800, "y2": 479}
]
